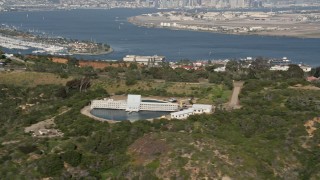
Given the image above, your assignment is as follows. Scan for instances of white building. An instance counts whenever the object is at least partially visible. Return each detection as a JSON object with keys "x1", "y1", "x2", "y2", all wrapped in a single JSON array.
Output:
[
  {"x1": 4, "y1": 54, "x2": 14, "y2": 58},
  {"x1": 270, "y1": 65, "x2": 290, "y2": 71},
  {"x1": 192, "y1": 104, "x2": 213, "y2": 114},
  {"x1": 299, "y1": 65, "x2": 312, "y2": 72},
  {"x1": 140, "y1": 103, "x2": 178, "y2": 111},
  {"x1": 214, "y1": 66, "x2": 226, "y2": 72},
  {"x1": 126, "y1": 94, "x2": 141, "y2": 112},
  {"x1": 160, "y1": 22, "x2": 171, "y2": 27},
  {"x1": 91, "y1": 94, "x2": 178, "y2": 112},
  {"x1": 170, "y1": 104, "x2": 213, "y2": 120},
  {"x1": 91, "y1": 99, "x2": 126, "y2": 110},
  {"x1": 123, "y1": 55, "x2": 165, "y2": 65},
  {"x1": 270, "y1": 64, "x2": 312, "y2": 72},
  {"x1": 170, "y1": 108, "x2": 195, "y2": 120}
]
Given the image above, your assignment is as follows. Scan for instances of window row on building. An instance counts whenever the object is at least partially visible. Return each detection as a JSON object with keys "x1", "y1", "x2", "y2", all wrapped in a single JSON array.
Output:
[
  {"x1": 91, "y1": 100, "x2": 126, "y2": 110},
  {"x1": 170, "y1": 104, "x2": 213, "y2": 120},
  {"x1": 140, "y1": 103, "x2": 178, "y2": 112},
  {"x1": 91, "y1": 96, "x2": 179, "y2": 112}
]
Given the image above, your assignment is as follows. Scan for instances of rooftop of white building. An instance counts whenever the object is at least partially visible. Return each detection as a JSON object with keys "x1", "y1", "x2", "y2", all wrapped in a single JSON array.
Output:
[
  {"x1": 192, "y1": 104, "x2": 213, "y2": 110},
  {"x1": 126, "y1": 94, "x2": 141, "y2": 109}
]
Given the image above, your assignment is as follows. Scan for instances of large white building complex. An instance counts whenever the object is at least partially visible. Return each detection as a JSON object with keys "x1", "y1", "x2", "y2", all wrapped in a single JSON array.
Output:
[
  {"x1": 123, "y1": 55, "x2": 165, "y2": 65},
  {"x1": 91, "y1": 94, "x2": 179, "y2": 112},
  {"x1": 170, "y1": 104, "x2": 213, "y2": 120}
]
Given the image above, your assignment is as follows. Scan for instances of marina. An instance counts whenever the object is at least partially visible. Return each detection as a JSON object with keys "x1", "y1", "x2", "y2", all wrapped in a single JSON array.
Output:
[
  {"x1": 0, "y1": 35, "x2": 66, "y2": 54},
  {"x1": 0, "y1": 25, "x2": 111, "y2": 56}
]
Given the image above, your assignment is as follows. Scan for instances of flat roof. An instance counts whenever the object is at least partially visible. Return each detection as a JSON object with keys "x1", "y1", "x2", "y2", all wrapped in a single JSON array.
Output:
[{"x1": 192, "y1": 104, "x2": 212, "y2": 109}]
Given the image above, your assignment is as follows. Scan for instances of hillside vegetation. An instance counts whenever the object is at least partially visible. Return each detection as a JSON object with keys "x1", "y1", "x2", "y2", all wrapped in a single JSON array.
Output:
[{"x1": 0, "y1": 54, "x2": 320, "y2": 179}]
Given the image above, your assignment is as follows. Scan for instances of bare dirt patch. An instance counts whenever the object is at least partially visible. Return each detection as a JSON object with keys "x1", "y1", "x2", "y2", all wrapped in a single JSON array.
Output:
[
  {"x1": 24, "y1": 108, "x2": 70, "y2": 138},
  {"x1": 128, "y1": 133, "x2": 169, "y2": 165},
  {"x1": 304, "y1": 117, "x2": 320, "y2": 138}
]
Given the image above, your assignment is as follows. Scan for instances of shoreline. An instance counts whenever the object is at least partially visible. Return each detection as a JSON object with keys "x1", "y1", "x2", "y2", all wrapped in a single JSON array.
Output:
[
  {"x1": 128, "y1": 11, "x2": 320, "y2": 39},
  {"x1": 81, "y1": 105, "x2": 170, "y2": 124},
  {"x1": 0, "y1": 28, "x2": 113, "y2": 56},
  {"x1": 128, "y1": 18, "x2": 320, "y2": 39},
  {"x1": 70, "y1": 47, "x2": 114, "y2": 56},
  {"x1": 81, "y1": 105, "x2": 119, "y2": 123}
]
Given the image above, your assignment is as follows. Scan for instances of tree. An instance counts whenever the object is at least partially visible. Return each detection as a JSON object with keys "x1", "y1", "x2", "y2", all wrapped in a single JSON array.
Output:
[
  {"x1": 209, "y1": 73, "x2": 222, "y2": 83},
  {"x1": 66, "y1": 78, "x2": 91, "y2": 92},
  {"x1": 226, "y1": 60, "x2": 240, "y2": 72},
  {"x1": 129, "y1": 62, "x2": 138, "y2": 70},
  {"x1": 313, "y1": 66, "x2": 320, "y2": 78},
  {"x1": 286, "y1": 64, "x2": 304, "y2": 79},
  {"x1": 62, "y1": 150, "x2": 82, "y2": 167},
  {"x1": 251, "y1": 57, "x2": 269, "y2": 71},
  {"x1": 38, "y1": 154, "x2": 64, "y2": 176}
]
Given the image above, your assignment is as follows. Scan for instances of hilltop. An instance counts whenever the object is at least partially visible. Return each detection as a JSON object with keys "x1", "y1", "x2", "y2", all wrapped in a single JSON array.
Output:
[{"x1": 0, "y1": 52, "x2": 320, "y2": 179}]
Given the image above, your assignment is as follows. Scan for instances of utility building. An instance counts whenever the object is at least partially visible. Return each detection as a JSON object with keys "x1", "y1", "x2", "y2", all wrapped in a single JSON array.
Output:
[{"x1": 170, "y1": 104, "x2": 213, "y2": 119}]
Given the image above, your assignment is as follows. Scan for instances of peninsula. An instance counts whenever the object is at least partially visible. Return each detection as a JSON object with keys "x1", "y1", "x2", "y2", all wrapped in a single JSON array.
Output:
[
  {"x1": 0, "y1": 27, "x2": 112, "y2": 55},
  {"x1": 128, "y1": 9, "x2": 320, "y2": 39}
]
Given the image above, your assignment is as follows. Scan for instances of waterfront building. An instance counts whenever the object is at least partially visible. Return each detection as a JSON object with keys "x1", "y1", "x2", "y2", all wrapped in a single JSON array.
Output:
[
  {"x1": 126, "y1": 94, "x2": 142, "y2": 112},
  {"x1": 91, "y1": 94, "x2": 179, "y2": 112},
  {"x1": 91, "y1": 99, "x2": 127, "y2": 110},
  {"x1": 270, "y1": 57, "x2": 291, "y2": 65},
  {"x1": 123, "y1": 55, "x2": 165, "y2": 66}
]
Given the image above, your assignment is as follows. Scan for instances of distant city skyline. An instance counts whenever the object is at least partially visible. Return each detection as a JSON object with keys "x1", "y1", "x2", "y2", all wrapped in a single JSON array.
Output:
[{"x1": 0, "y1": 0, "x2": 320, "y2": 10}]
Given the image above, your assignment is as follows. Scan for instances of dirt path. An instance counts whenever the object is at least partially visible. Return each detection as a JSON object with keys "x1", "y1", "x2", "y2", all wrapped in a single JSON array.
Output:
[
  {"x1": 24, "y1": 108, "x2": 70, "y2": 137},
  {"x1": 228, "y1": 81, "x2": 244, "y2": 109}
]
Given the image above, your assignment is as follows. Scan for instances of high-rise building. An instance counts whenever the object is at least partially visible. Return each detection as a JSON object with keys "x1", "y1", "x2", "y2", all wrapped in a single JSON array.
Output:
[{"x1": 230, "y1": 0, "x2": 246, "y2": 8}]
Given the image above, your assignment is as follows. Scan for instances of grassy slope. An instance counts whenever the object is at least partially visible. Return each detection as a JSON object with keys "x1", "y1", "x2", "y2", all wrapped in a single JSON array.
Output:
[
  {"x1": 125, "y1": 81, "x2": 320, "y2": 179},
  {"x1": 93, "y1": 78, "x2": 232, "y2": 104},
  {"x1": 0, "y1": 71, "x2": 72, "y2": 87}
]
